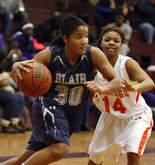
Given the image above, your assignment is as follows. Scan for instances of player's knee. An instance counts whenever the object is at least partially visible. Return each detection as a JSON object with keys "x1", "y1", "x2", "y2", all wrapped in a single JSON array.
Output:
[
  {"x1": 127, "y1": 152, "x2": 140, "y2": 164},
  {"x1": 49, "y1": 143, "x2": 69, "y2": 160}
]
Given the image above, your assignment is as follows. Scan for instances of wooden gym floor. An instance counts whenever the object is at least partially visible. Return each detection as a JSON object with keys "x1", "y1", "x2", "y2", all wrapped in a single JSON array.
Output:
[{"x1": 0, "y1": 130, "x2": 155, "y2": 165}]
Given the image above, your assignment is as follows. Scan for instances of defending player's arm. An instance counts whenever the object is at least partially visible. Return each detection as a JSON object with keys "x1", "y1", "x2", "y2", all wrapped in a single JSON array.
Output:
[
  {"x1": 84, "y1": 47, "x2": 122, "y2": 94},
  {"x1": 122, "y1": 59, "x2": 155, "y2": 92}
]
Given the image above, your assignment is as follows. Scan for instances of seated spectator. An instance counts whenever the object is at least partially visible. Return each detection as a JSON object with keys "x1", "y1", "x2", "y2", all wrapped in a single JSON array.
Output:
[
  {"x1": 127, "y1": 0, "x2": 141, "y2": 13},
  {"x1": 0, "y1": 37, "x2": 22, "y2": 71},
  {"x1": 126, "y1": 0, "x2": 141, "y2": 28},
  {"x1": 0, "y1": 59, "x2": 25, "y2": 133},
  {"x1": 108, "y1": 14, "x2": 132, "y2": 56},
  {"x1": 14, "y1": 23, "x2": 36, "y2": 60},
  {"x1": 95, "y1": 0, "x2": 129, "y2": 37},
  {"x1": 8, "y1": 75, "x2": 35, "y2": 131},
  {"x1": 138, "y1": 0, "x2": 155, "y2": 44},
  {"x1": 0, "y1": 0, "x2": 28, "y2": 35}
]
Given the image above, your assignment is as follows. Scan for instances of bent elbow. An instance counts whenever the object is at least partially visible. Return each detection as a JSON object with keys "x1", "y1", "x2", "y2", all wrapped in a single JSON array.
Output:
[
  {"x1": 151, "y1": 81, "x2": 155, "y2": 90},
  {"x1": 148, "y1": 79, "x2": 155, "y2": 91}
]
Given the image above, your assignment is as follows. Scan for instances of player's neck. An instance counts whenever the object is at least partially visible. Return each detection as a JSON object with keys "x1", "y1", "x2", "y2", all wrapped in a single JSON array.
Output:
[
  {"x1": 107, "y1": 55, "x2": 118, "y2": 67},
  {"x1": 65, "y1": 48, "x2": 79, "y2": 65}
]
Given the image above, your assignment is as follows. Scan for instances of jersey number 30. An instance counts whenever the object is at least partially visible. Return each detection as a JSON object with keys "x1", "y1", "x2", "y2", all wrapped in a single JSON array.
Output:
[
  {"x1": 54, "y1": 85, "x2": 84, "y2": 106},
  {"x1": 103, "y1": 96, "x2": 126, "y2": 113}
]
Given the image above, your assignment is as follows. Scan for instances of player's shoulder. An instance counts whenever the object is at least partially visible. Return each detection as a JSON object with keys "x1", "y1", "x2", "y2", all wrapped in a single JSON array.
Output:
[
  {"x1": 48, "y1": 45, "x2": 64, "y2": 55},
  {"x1": 119, "y1": 54, "x2": 132, "y2": 62},
  {"x1": 89, "y1": 45, "x2": 103, "y2": 55},
  {"x1": 116, "y1": 55, "x2": 133, "y2": 69},
  {"x1": 119, "y1": 55, "x2": 139, "y2": 70}
]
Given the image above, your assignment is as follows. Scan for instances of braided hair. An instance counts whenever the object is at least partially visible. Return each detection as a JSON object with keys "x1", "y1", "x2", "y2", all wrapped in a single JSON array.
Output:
[{"x1": 97, "y1": 26, "x2": 126, "y2": 49}]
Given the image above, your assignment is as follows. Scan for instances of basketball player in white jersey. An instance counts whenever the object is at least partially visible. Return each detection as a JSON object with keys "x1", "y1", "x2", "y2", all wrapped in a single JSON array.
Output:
[{"x1": 84, "y1": 26, "x2": 155, "y2": 165}]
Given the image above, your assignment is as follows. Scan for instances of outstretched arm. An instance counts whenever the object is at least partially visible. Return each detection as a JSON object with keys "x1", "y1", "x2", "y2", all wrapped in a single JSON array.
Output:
[
  {"x1": 84, "y1": 47, "x2": 122, "y2": 94},
  {"x1": 123, "y1": 59, "x2": 155, "y2": 92}
]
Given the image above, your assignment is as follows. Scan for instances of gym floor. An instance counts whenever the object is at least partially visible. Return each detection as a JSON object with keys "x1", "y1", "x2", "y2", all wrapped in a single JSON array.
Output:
[{"x1": 0, "y1": 130, "x2": 155, "y2": 165}]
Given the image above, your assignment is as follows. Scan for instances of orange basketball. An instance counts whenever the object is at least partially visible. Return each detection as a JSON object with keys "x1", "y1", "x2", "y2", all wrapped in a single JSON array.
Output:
[{"x1": 17, "y1": 61, "x2": 52, "y2": 97}]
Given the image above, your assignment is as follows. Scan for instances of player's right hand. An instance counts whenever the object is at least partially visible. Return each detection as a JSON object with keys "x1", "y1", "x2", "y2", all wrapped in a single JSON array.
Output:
[{"x1": 11, "y1": 60, "x2": 35, "y2": 83}]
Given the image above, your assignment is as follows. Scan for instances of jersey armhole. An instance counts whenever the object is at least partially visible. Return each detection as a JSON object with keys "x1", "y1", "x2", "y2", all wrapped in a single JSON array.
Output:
[
  {"x1": 125, "y1": 59, "x2": 132, "y2": 69},
  {"x1": 102, "y1": 74, "x2": 107, "y2": 80}
]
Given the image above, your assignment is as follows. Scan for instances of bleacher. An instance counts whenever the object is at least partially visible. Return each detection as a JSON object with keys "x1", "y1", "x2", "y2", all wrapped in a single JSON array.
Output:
[
  {"x1": 129, "y1": 30, "x2": 155, "y2": 66},
  {"x1": 129, "y1": 29, "x2": 155, "y2": 88},
  {"x1": 22, "y1": 0, "x2": 97, "y2": 38},
  {"x1": 23, "y1": 0, "x2": 96, "y2": 25},
  {"x1": 23, "y1": 0, "x2": 155, "y2": 89}
]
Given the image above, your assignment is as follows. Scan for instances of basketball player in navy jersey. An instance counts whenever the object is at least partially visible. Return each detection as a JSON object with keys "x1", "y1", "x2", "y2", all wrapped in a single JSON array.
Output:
[{"x1": 2, "y1": 16, "x2": 122, "y2": 165}]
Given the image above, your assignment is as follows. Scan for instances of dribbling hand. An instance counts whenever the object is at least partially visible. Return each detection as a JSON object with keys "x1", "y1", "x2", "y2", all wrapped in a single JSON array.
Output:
[{"x1": 12, "y1": 60, "x2": 35, "y2": 83}]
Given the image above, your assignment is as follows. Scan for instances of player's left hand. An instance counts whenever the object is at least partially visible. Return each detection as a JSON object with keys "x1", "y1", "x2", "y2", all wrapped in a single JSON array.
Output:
[{"x1": 121, "y1": 79, "x2": 138, "y2": 92}]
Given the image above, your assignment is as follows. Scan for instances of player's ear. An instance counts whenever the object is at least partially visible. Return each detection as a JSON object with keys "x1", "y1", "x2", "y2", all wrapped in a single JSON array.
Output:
[{"x1": 62, "y1": 35, "x2": 68, "y2": 43}]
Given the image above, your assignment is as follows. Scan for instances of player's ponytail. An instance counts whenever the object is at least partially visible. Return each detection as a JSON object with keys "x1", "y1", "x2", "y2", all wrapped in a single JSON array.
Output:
[
  {"x1": 60, "y1": 16, "x2": 88, "y2": 38},
  {"x1": 49, "y1": 16, "x2": 88, "y2": 47},
  {"x1": 49, "y1": 35, "x2": 64, "y2": 46}
]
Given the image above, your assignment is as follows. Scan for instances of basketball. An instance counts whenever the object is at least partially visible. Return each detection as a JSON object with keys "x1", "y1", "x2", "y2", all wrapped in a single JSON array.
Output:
[{"x1": 17, "y1": 61, "x2": 52, "y2": 97}]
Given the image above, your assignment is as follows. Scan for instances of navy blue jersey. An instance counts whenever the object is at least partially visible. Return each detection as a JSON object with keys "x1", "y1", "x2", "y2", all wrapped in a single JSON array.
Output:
[
  {"x1": 27, "y1": 44, "x2": 95, "y2": 149},
  {"x1": 33, "y1": 44, "x2": 94, "y2": 116}
]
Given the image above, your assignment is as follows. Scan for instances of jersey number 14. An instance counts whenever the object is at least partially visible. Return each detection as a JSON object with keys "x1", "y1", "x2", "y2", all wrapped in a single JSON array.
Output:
[{"x1": 103, "y1": 96, "x2": 126, "y2": 113}]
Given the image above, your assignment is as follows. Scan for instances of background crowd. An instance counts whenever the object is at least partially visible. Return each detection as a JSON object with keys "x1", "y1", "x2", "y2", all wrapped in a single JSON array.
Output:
[{"x1": 0, "y1": 0, "x2": 155, "y2": 134}]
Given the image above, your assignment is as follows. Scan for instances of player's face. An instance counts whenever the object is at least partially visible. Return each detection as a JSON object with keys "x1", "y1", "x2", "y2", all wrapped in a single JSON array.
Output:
[
  {"x1": 65, "y1": 26, "x2": 89, "y2": 56},
  {"x1": 100, "y1": 31, "x2": 122, "y2": 57}
]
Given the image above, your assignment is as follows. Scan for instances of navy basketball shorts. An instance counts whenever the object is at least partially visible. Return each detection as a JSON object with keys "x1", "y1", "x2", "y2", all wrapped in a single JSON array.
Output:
[{"x1": 26, "y1": 102, "x2": 76, "y2": 151}]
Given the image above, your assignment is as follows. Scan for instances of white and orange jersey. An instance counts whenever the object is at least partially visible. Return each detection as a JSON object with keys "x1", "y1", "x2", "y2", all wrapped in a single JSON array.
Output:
[{"x1": 94, "y1": 55, "x2": 152, "y2": 119}]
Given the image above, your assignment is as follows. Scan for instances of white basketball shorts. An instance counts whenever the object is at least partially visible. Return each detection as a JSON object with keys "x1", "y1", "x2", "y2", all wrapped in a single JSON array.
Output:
[{"x1": 88, "y1": 111, "x2": 153, "y2": 164}]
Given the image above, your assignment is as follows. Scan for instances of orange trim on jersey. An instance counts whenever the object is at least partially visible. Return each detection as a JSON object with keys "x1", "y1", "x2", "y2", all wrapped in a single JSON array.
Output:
[
  {"x1": 102, "y1": 74, "x2": 107, "y2": 80},
  {"x1": 138, "y1": 121, "x2": 153, "y2": 157},
  {"x1": 136, "y1": 92, "x2": 140, "y2": 103},
  {"x1": 125, "y1": 59, "x2": 132, "y2": 68}
]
